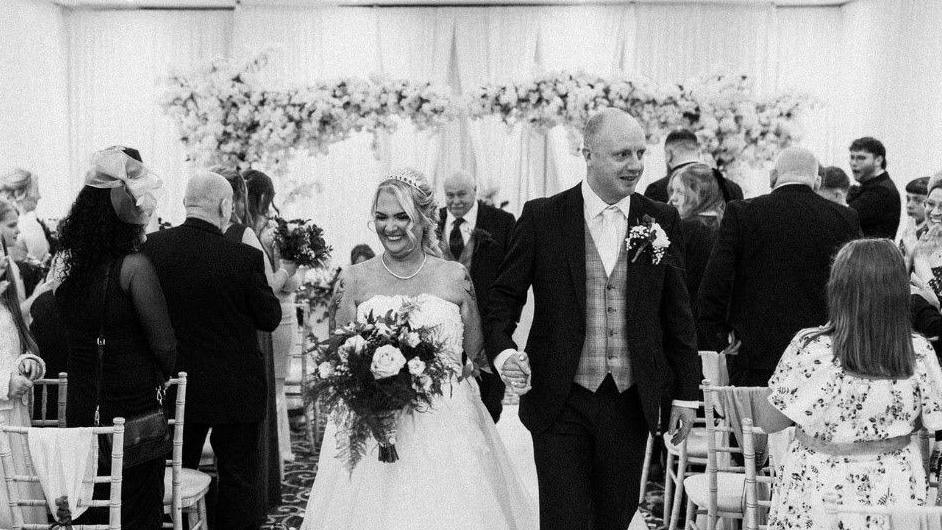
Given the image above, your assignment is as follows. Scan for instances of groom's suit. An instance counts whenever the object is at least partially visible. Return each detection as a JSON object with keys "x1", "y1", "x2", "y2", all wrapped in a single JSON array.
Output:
[{"x1": 486, "y1": 183, "x2": 700, "y2": 529}]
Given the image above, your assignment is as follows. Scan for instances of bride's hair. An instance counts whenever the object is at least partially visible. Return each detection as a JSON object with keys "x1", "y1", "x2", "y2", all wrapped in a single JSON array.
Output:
[{"x1": 372, "y1": 168, "x2": 443, "y2": 258}]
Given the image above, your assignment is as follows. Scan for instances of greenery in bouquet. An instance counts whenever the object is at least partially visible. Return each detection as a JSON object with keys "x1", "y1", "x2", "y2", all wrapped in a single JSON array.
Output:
[
  {"x1": 271, "y1": 217, "x2": 332, "y2": 268},
  {"x1": 309, "y1": 303, "x2": 458, "y2": 472}
]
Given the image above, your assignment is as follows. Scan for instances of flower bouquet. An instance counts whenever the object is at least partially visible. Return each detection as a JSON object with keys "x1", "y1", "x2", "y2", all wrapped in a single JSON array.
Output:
[
  {"x1": 310, "y1": 302, "x2": 458, "y2": 472},
  {"x1": 271, "y1": 217, "x2": 332, "y2": 268}
]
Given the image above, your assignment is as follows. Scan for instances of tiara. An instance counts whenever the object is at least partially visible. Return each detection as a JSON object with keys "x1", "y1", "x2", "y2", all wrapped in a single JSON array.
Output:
[{"x1": 386, "y1": 168, "x2": 424, "y2": 191}]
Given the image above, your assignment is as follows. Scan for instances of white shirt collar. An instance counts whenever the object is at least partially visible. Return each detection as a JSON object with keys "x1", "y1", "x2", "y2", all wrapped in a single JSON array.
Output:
[
  {"x1": 446, "y1": 200, "x2": 479, "y2": 231},
  {"x1": 581, "y1": 180, "x2": 631, "y2": 221}
]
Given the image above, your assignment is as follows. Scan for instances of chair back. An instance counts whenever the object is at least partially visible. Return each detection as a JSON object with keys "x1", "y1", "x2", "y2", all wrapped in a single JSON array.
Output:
[
  {"x1": 824, "y1": 497, "x2": 942, "y2": 529},
  {"x1": 699, "y1": 351, "x2": 728, "y2": 387},
  {"x1": 0, "y1": 420, "x2": 125, "y2": 529},
  {"x1": 742, "y1": 418, "x2": 774, "y2": 530},
  {"x1": 29, "y1": 372, "x2": 67, "y2": 428},
  {"x1": 700, "y1": 379, "x2": 749, "y2": 528},
  {"x1": 163, "y1": 373, "x2": 187, "y2": 530}
]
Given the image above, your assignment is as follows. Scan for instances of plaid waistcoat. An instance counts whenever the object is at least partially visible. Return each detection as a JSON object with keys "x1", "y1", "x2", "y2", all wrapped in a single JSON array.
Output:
[{"x1": 573, "y1": 222, "x2": 633, "y2": 392}]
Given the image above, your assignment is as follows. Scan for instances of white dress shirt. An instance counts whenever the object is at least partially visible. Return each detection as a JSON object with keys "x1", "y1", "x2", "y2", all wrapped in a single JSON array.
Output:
[
  {"x1": 445, "y1": 200, "x2": 479, "y2": 245},
  {"x1": 581, "y1": 180, "x2": 631, "y2": 276}
]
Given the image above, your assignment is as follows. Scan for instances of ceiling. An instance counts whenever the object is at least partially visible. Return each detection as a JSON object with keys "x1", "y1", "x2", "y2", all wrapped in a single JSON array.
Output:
[{"x1": 50, "y1": 0, "x2": 853, "y2": 8}]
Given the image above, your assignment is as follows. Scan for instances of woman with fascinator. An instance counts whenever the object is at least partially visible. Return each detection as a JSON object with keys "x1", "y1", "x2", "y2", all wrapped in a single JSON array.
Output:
[
  {"x1": 301, "y1": 169, "x2": 536, "y2": 529},
  {"x1": 54, "y1": 146, "x2": 176, "y2": 529}
]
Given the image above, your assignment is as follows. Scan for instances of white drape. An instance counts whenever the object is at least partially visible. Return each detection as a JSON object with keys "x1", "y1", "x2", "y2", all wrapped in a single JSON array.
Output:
[{"x1": 2, "y1": 1, "x2": 939, "y2": 243}]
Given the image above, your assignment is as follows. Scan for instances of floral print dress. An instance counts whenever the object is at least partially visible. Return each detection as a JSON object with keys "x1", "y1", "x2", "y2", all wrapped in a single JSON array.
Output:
[{"x1": 767, "y1": 330, "x2": 942, "y2": 529}]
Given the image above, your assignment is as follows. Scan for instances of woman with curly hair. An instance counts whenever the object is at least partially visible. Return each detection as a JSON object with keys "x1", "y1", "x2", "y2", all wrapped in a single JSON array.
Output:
[{"x1": 54, "y1": 146, "x2": 176, "y2": 529}]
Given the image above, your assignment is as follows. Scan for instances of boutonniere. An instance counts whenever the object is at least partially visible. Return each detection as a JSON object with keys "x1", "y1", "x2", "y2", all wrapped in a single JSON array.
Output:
[
  {"x1": 625, "y1": 214, "x2": 670, "y2": 265},
  {"x1": 470, "y1": 228, "x2": 495, "y2": 247}
]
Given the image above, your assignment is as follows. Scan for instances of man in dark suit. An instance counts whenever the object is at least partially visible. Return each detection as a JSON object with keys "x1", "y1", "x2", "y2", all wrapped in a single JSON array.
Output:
[
  {"x1": 143, "y1": 171, "x2": 280, "y2": 530},
  {"x1": 487, "y1": 108, "x2": 699, "y2": 529},
  {"x1": 847, "y1": 136, "x2": 901, "y2": 239},
  {"x1": 698, "y1": 147, "x2": 860, "y2": 386},
  {"x1": 644, "y1": 129, "x2": 743, "y2": 205},
  {"x1": 437, "y1": 170, "x2": 516, "y2": 423}
]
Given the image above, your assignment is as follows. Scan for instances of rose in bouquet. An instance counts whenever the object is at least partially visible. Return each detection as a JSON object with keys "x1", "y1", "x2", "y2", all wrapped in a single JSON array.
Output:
[
  {"x1": 271, "y1": 217, "x2": 332, "y2": 268},
  {"x1": 309, "y1": 302, "x2": 458, "y2": 472}
]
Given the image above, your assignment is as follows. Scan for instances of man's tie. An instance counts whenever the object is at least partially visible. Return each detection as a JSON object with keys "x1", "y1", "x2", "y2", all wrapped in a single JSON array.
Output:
[{"x1": 449, "y1": 217, "x2": 465, "y2": 259}]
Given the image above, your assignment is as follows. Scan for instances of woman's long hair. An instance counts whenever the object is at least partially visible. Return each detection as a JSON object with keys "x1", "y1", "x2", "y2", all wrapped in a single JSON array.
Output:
[
  {"x1": 671, "y1": 163, "x2": 725, "y2": 228},
  {"x1": 243, "y1": 169, "x2": 277, "y2": 235},
  {"x1": 1, "y1": 255, "x2": 39, "y2": 357},
  {"x1": 372, "y1": 170, "x2": 443, "y2": 259},
  {"x1": 210, "y1": 165, "x2": 247, "y2": 226},
  {"x1": 56, "y1": 186, "x2": 143, "y2": 292},
  {"x1": 807, "y1": 238, "x2": 915, "y2": 378}
]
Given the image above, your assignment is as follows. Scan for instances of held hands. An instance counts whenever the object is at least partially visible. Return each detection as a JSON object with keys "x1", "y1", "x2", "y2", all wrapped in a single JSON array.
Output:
[
  {"x1": 19, "y1": 359, "x2": 42, "y2": 381},
  {"x1": 668, "y1": 405, "x2": 696, "y2": 446},
  {"x1": 912, "y1": 273, "x2": 940, "y2": 309},
  {"x1": 9, "y1": 374, "x2": 32, "y2": 399},
  {"x1": 501, "y1": 351, "x2": 531, "y2": 395}
]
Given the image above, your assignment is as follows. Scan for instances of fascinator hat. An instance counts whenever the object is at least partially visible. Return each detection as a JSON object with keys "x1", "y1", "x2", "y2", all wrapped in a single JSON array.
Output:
[{"x1": 84, "y1": 146, "x2": 162, "y2": 225}]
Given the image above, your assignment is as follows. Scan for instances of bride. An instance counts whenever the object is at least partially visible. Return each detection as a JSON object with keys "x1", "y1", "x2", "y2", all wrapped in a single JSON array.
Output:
[{"x1": 301, "y1": 168, "x2": 536, "y2": 529}]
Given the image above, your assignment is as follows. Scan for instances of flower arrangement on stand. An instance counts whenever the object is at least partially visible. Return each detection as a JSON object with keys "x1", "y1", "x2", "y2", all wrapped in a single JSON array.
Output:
[
  {"x1": 297, "y1": 265, "x2": 342, "y2": 325},
  {"x1": 467, "y1": 72, "x2": 814, "y2": 171},
  {"x1": 160, "y1": 52, "x2": 458, "y2": 172},
  {"x1": 309, "y1": 303, "x2": 459, "y2": 472}
]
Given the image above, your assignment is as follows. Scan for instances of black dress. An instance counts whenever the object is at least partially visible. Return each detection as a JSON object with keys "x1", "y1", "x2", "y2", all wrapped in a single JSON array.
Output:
[
  {"x1": 224, "y1": 223, "x2": 282, "y2": 512},
  {"x1": 55, "y1": 255, "x2": 176, "y2": 529}
]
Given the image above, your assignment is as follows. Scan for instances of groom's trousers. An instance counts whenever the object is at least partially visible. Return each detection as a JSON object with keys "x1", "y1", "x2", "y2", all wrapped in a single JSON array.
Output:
[{"x1": 531, "y1": 375, "x2": 648, "y2": 530}]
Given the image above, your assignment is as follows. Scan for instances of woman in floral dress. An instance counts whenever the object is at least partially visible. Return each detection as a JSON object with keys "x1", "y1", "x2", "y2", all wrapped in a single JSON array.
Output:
[{"x1": 759, "y1": 238, "x2": 942, "y2": 529}]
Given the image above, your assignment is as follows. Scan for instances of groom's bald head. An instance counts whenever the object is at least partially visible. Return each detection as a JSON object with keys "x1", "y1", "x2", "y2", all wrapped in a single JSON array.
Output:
[{"x1": 184, "y1": 171, "x2": 233, "y2": 230}]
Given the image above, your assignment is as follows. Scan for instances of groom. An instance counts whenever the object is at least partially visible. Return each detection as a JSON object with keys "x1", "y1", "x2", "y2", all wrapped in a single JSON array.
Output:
[{"x1": 486, "y1": 108, "x2": 699, "y2": 529}]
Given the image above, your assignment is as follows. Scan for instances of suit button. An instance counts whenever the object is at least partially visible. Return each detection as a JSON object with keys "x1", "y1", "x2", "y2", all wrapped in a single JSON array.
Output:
[
  {"x1": 608, "y1": 329, "x2": 616, "y2": 336},
  {"x1": 607, "y1": 307, "x2": 615, "y2": 313},
  {"x1": 606, "y1": 284, "x2": 614, "y2": 290}
]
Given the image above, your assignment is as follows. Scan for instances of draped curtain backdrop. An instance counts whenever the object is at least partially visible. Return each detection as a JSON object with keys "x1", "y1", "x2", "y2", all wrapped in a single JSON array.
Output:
[{"x1": 2, "y1": 0, "x2": 939, "y2": 258}]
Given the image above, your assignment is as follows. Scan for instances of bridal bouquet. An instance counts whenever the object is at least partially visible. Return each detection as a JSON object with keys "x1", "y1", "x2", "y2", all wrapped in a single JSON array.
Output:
[
  {"x1": 271, "y1": 217, "x2": 332, "y2": 268},
  {"x1": 310, "y1": 303, "x2": 457, "y2": 472}
]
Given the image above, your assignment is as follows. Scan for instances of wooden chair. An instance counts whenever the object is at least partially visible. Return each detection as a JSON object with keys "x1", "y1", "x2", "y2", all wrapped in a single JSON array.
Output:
[
  {"x1": 683, "y1": 379, "x2": 759, "y2": 530},
  {"x1": 742, "y1": 418, "x2": 773, "y2": 530},
  {"x1": 824, "y1": 496, "x2": 942, "y2": 529},
  {"x1": 29, "y1": 372, "x2": 67, "y2": 428},
  {"x1": 161, "y1": 372, "x2": 210, "y2": 530},
  {"x1": 285, "y1": 303, "x2": 317, "y2": 449},
  {"x1": 0, "y1": 419, "x2": 126, "y2": 529}
]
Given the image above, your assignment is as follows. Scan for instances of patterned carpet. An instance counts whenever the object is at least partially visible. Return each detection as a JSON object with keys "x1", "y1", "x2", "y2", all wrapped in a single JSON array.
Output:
[{"x1": 261, "y1": 417, "x2": 668, "y2": 530}]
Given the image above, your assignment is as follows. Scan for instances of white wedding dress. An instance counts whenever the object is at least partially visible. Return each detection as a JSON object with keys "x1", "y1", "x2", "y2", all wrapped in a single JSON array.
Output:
[{"x1": 301, "y1": 294, "x2": 537, "y2": 529}]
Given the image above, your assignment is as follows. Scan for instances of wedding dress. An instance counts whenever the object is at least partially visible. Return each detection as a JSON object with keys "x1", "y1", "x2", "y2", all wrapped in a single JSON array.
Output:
[{"x1": 301, "y1": 294, "x2": 537, "y2": 529}]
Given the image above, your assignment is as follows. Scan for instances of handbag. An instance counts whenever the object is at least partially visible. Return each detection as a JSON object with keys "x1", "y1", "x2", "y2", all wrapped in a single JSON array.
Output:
[{"x1": 94, "y1": 259, "x2": 171, "y2": 468}]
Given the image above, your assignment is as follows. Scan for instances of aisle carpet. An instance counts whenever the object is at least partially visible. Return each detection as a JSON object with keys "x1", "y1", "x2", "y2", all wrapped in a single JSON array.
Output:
[{"x1": 261, "y1": 413, "x2": 667, "y2": 530}]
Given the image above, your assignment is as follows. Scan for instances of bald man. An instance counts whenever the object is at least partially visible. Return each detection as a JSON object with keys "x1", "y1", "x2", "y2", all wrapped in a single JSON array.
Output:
[
  {"x1": 698, "y1": 147, "x2": 861, "y2": 386},
  {"x1": 143, "y1": 171, "x2": 280, "y2": 530},
  {"x1": 487, "y1": 108, "x2": 700, "y2": 529}
]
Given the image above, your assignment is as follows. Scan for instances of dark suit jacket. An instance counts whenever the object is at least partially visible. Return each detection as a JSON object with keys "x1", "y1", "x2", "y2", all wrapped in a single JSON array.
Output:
[
  {"x1": 486, "y1": 185, "x2": 700, "y2": 434},
  {"x1": 847, "y1": 172, "x2": 901, "y2": 239},
  {"x1": 697, "y1": 185, "x2": 860, "y2": 382},
  {"x1": 438, "y1": 202, "x2": 516, "y2": 324},
  {"x1": 143, "y1": 218, "x2": 281, "y2": 424},
  {"x1": 644, "y1": 163, "x2": 744, "y2": 204},
  {"x1": 680, "y1": 217, "x2": 723, "y2": 352}
]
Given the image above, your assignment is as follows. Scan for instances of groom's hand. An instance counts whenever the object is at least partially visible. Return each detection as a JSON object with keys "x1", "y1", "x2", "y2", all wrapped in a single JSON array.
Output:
[
  {"x1": 500, "y1": 351, "x2": 531, "y2": 395},
  {"x1": 668, "y1": 405, "x2": 696, "y2": 446}
]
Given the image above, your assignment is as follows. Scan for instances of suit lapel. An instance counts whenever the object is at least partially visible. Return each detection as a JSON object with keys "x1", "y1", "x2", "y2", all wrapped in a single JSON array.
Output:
[
  {"x1": 561, "y1": 186, "x2": 587, "y2": 319},
  {"x1": 623, "y1": 193, "x2": 645, "y2": 323}
]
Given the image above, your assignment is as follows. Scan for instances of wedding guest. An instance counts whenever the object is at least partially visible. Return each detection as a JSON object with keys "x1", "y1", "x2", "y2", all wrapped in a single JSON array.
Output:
[
  {"x1": 55, "y1": 146, "x2": 174, "y2": 529},
  {"x1": 910, "y1": 176, "x2": 942, "y2": 297},
  {"x1": 816, "y1": 166, "x2": 850, "y2": 206},
  {"x1": 644, "y1": 129, "x2": 742, "y2": 204},
  {"x1": 350, "y1": 243, "x2": 374, "y2": 265},
  {"x1": 143, "y1": 171, "x2": 280, "y2": 530},
  {"x1": 437, "y1": 170, "x2": 516, "y2": 422},
  {"x1": 698, "y1": 147, "x2": 860, "y2": 385},
  {"x1": 0, "y1": 254, "x2": 46, "y2": 526},
  {"x1": 847, "y1": 136, "x2": 901, "y2": 239},
  {"x1": 0, "y1": 168, "x2": 53, "y2": 263},
  {"x1": 900, "y1": 176, "x2": 930, "y2": 260},
  {"x1": 668, "y1": 163, "x2": 725, "y2": 351},
  {"x1": 757, "y1": 238, "x2": 942, "y2": 529},
  {"x1": 0, "y1": 199, "x2": 51, "y2": 325},
  {"x1": 243, "y1": 169, "x2": 300, "y2": 467}
]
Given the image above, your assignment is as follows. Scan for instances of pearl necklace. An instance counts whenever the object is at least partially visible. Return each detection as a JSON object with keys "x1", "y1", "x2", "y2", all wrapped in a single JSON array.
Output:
[{"x1": 382, "y1": 252, "x2": 427, "y2": 280}]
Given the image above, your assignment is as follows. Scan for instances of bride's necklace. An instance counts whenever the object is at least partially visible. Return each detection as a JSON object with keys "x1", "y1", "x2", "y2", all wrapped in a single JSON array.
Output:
[{"x1": 382, "y1": 252, "x2": 427, "y2": 280}]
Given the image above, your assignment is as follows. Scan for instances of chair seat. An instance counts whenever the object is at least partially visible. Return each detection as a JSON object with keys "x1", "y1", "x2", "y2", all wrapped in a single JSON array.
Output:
[
  {"x1": 665, "y1": 427, "x2": 709, "y2": 457},
  {"x1": 163, "y1": 468, "x2": 212, "y2": 507},
  {"x1": 684, "y1": 472, "x2": 746, "y2": 513}
]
